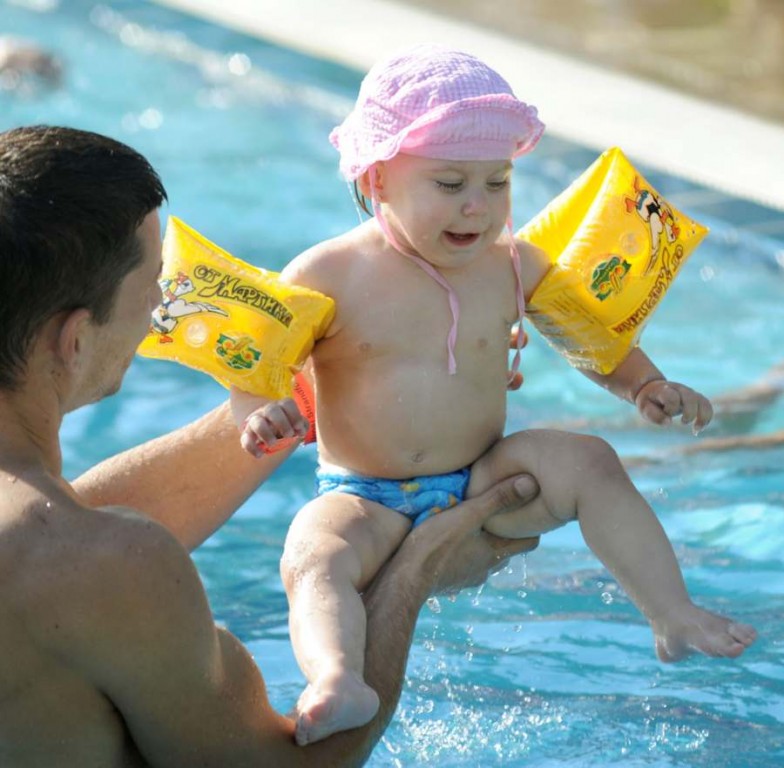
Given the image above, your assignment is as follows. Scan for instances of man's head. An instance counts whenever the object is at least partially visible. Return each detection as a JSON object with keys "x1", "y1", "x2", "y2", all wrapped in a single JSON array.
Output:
[{"x1": 0, "y1": 125, "x2": 167, "y2": 391}]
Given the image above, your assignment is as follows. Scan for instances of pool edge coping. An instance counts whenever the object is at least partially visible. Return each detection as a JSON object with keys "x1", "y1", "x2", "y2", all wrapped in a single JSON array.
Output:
[{"x1": 149, "y1": 0, "x2": 784, "y2": 218}]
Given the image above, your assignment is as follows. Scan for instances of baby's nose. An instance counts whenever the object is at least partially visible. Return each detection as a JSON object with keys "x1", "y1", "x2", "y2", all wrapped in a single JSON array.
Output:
[{"x1": 461, "y1": 190, "x2": 488, "y2": 216}]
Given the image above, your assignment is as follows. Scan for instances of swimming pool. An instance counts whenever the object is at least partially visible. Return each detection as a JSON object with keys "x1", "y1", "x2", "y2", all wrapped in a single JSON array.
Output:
[{"x1": 3, "y1": 1, "x2": 783, "y2": 764}]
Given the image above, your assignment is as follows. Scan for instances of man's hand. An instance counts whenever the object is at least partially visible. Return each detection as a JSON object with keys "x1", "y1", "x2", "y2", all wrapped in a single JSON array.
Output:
[
  {"x1": 396, "y1": 474, "x2": 540, "y2": 596},
  {"x1": 635, "y1": 379, "x2": 713, "y2": 434}
]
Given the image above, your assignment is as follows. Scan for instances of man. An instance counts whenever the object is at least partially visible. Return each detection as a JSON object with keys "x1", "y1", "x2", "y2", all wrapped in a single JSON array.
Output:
[
  {"x1": 0, "y1": 125, "x2": 539, "y2": 767},
  {"x1": 0, "y1": 36, "x2": 62, "y2": 91}
]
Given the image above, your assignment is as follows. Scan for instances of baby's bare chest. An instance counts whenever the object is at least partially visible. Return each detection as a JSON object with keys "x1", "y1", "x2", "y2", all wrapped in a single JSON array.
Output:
[
  {"x1": 335, "y1": 264, "x2": 517, "y2": 364},
  {"x1": 334, "y1": 305, "x2": 512, "y2": 382}
]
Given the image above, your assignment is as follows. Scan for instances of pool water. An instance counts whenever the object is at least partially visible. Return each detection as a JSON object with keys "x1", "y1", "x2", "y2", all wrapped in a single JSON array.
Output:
[{"x1": 3, "y1": 1, "x2": 783, "y2": 765}]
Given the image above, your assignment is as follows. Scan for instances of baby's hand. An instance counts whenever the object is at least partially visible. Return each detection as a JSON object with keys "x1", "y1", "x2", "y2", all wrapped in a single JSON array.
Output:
[
  {"x1": 635, "y1": 379, "x2": 713, "y2": 434},
  {"x1": 240, "y1": 398, "x2": 310, "y2": 458}
]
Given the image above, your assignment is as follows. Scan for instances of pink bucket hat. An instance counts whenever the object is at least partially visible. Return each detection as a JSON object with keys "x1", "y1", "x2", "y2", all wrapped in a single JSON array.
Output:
[{"x1": 330, "y1": 44, "x2": 544, "y2": 180}]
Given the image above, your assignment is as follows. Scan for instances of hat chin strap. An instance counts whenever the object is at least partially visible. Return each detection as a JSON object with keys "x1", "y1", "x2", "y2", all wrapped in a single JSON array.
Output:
[
  {"x1": 367, "y1": 167, "x2": 524, "y2": 380},
  {"x1": 369, "y1": 166, "x2": 459, "y2": 374},
  {"x1": 507, "y1": 215, "x2": 526, "y2": 380}
]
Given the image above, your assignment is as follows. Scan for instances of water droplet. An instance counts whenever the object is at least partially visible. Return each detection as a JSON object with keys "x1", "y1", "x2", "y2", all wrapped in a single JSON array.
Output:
[
  {"x1": 227, "y1": 52, "x2": 251, "y2": 76},
  {"x1": 601, "y1": 591, "x2": 614, "y2": 604},
  {"x1": 138, "y1": 107, "x2": 163, "y2": 130}
]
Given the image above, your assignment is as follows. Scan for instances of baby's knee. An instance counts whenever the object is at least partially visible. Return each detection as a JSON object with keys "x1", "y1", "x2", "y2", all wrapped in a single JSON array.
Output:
[
  {"x1": 280, "y1": 542, "x2": 317, "y2": 593},
  {"x1": 280, "y1": 536, "x2": 361, "y2": 595},
  {"x1": 569, "y1": 433, "x2": 624, "y2": 477}
]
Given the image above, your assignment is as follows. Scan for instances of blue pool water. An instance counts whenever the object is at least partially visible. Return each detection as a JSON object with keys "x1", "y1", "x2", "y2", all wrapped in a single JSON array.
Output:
[{"x1": 3, "y1": 1, "x2": 783, "y2": 765}]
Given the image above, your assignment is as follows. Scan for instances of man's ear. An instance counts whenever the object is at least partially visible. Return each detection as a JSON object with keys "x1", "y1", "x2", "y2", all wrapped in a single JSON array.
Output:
[{"x1": 56, "y1": 308, "x2": 93, "y2": 373}]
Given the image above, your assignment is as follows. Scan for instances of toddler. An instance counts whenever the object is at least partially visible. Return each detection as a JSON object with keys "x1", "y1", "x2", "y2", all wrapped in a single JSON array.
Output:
[{"x1": 232, "y1": 45, "x2": 757, "y2": 746}]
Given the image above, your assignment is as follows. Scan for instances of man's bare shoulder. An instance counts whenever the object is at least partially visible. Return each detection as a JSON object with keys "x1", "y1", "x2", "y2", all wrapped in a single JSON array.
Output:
[{"x1": 1, "y1": 478, "x2": 205, "y2": 662}]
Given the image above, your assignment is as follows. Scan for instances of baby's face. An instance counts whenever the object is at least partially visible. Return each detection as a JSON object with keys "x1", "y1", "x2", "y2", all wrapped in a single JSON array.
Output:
[{"x1": 376, "y1": 153, "x2": 513, "y2": 270}]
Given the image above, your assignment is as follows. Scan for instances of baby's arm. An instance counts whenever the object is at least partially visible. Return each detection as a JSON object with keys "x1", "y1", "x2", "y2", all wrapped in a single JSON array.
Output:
[
  {"x1": 230, "y1": 386, "x2": 309, "y2": 458},
  {"x1": 514, "y1": 238, "x2": 712, "y2": 432},
  {"x1": 231, "y1": 243, "x2": 341, "y2": 459},
  {"x1": 580, "y1": 347, "x2": 713, "y2": 432}
]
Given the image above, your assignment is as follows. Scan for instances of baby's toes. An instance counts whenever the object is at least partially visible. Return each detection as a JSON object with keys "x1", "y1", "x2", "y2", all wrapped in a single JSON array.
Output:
[{"x1": 728, "y1": 622, "x2": 757, "y2": 647}]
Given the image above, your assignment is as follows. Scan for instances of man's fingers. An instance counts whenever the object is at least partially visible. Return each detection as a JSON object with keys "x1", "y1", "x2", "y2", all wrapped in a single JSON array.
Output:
[
  {"x1": 474, "y1": 534, "x2": 540, "y2": 584},
  {"x1": 427, "y1": 474, "x2": 540, "y2": 536},
  {"x1": 488, "y1": 533, "x2": 540, "y2": 562},
  {"x1": 458, "y1": 474, "x2": 539, "y2": 530},
  {"x1": 411, "y1": 476, "x2": 540, "y2": 595}
]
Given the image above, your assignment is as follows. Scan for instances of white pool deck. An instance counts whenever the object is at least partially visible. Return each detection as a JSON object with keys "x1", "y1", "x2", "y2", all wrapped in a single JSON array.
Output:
[{"x1": 152, "y1": 0, "x2": 784, "y2": 215}]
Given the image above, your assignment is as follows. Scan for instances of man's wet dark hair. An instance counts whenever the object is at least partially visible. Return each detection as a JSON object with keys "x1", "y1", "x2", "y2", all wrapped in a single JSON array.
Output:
[{"x1": 0, "y1": 125, "x2": 167, "y2": 389}]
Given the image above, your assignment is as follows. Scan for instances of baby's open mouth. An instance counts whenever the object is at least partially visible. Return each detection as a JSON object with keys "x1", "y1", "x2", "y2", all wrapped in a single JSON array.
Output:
[{"x1": 444, "y1": 231, "x2": 480, "y2": 246}]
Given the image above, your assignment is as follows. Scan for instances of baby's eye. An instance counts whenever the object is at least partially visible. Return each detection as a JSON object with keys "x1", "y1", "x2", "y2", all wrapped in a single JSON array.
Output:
[
  {"x1": 435, "y1": 180, "x2": 463, "y2": 192},
  {"x1": 487, "y1": 179, "x2": 510, "y2": 191}
]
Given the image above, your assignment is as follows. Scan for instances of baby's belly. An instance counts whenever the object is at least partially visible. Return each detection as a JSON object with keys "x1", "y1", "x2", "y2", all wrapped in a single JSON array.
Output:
[{"x1": 316, "y1": 365, "x2": 507, "y2": 478}]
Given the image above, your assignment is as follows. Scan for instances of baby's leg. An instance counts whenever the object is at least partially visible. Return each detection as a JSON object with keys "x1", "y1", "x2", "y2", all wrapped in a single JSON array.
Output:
[
  {"x1": 280, "y1": 492, "x2": 411, "y2": 745},
  {"x1": 469, "y1": 429, "x2": 756, "y2": 660}
]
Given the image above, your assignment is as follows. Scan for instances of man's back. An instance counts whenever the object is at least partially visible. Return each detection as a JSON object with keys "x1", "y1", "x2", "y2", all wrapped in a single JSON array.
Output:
[{"x1": 0, "y1": 465, "x2": 148, "y2": 767}]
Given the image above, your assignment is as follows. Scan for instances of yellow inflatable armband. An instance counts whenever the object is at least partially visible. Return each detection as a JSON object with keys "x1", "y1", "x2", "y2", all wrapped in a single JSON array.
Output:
[
  {"x1": 137, "y1": 217, "x2": 335, "y2": 399},
  {"x1": 519, "y1": 147, "x2": 708, "y2": 374}
]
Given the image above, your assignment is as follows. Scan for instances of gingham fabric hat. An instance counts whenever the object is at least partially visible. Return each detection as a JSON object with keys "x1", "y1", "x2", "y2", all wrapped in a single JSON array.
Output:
[{"x1": 330, "y1": 44, "x2": 544, "y2": 180}]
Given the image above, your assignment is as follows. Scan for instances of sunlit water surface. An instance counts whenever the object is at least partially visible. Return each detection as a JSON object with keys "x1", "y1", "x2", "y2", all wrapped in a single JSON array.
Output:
[{"x1": 3, "y1": 1, "x2": 783, "y2": 764}]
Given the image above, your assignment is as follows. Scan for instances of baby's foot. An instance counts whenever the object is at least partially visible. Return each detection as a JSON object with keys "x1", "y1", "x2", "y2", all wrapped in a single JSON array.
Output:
[
  {"x1": 652, "y1": 603, "x2": 757, "y2": 662},
  {"x1": 294, "y1": 669, "x2": 380, "y2": 746}
]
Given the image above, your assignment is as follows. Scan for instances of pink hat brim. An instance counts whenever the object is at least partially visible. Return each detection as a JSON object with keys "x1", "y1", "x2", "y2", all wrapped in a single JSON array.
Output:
[{"x1": 331, "y1": 93, "x2": 544, "y2": 181}]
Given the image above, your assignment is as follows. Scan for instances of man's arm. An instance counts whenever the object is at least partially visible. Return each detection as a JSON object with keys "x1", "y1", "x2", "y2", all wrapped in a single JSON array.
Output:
[
  {"x1": 81, "y1": 476, "x2": 539, "y2": 768},
  {"x1": 73, "y1": 401, "x2": 295, "y2": 550}
]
